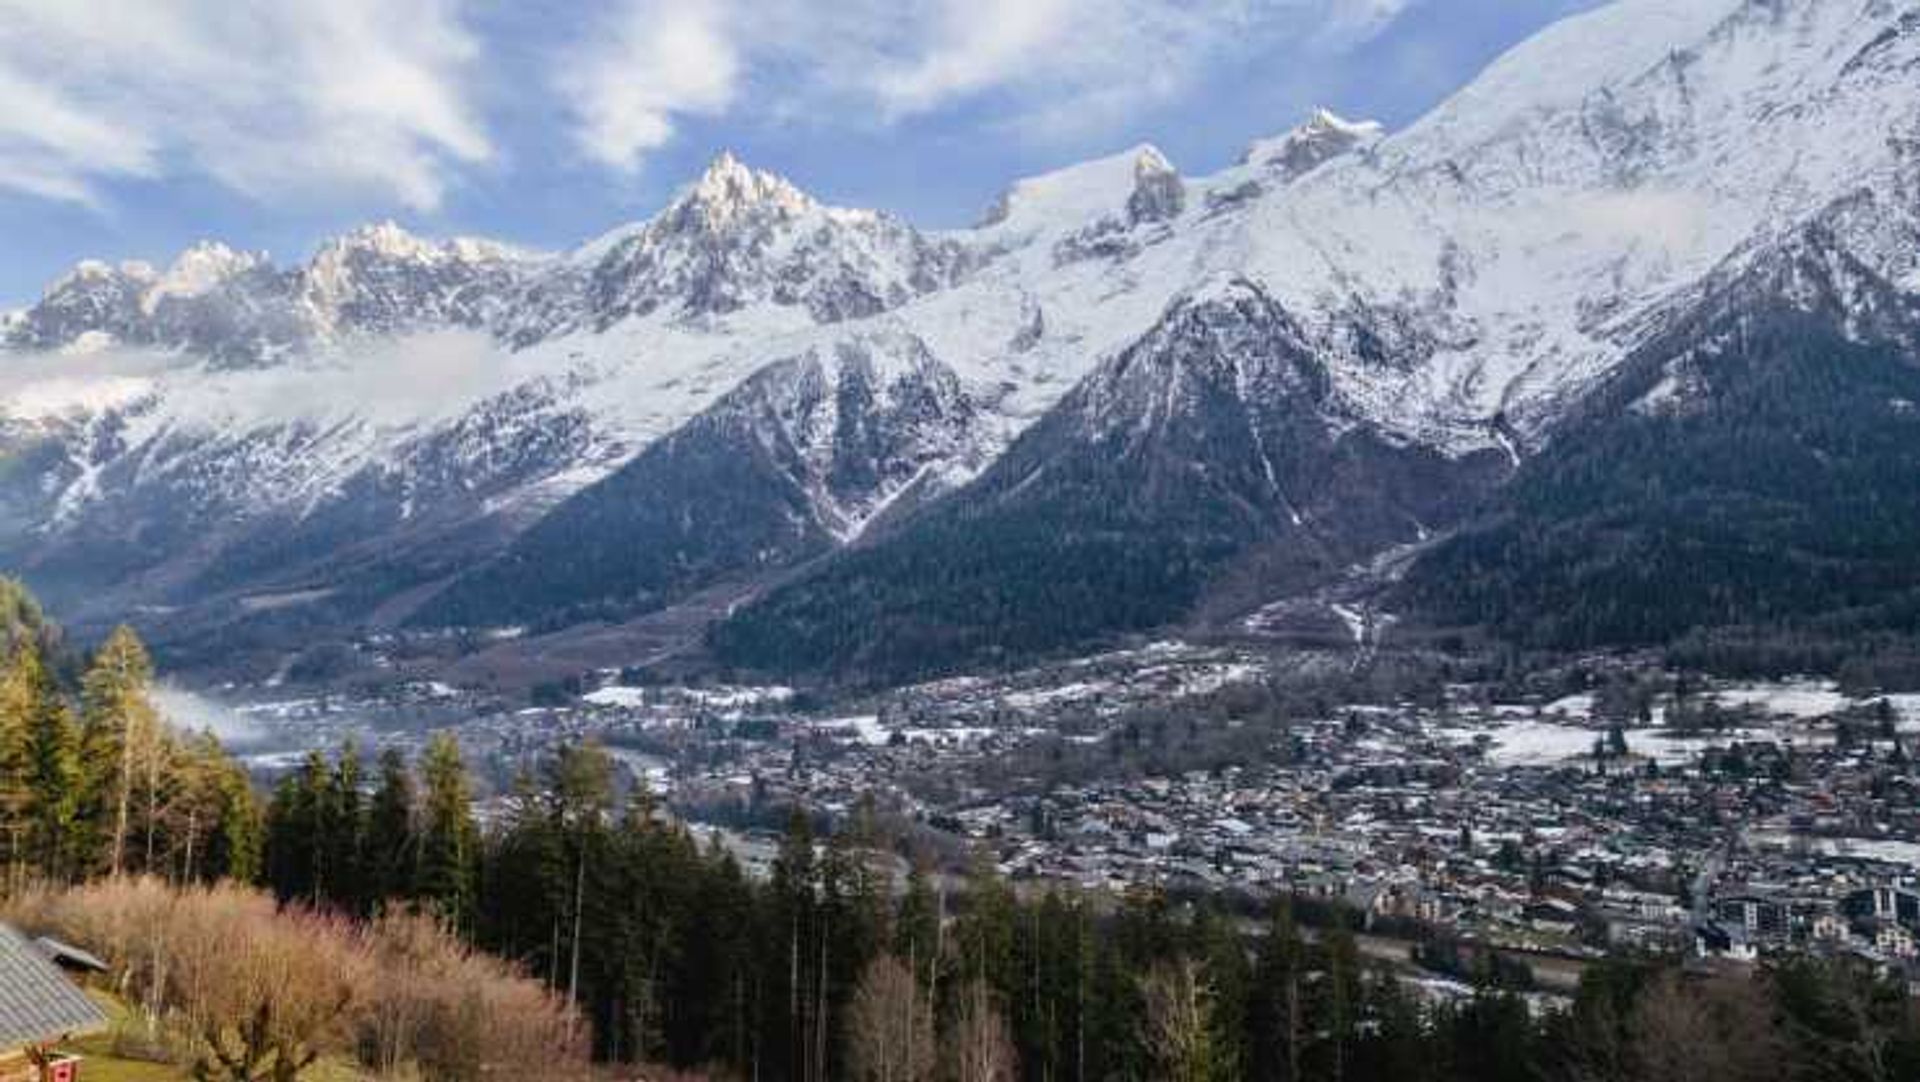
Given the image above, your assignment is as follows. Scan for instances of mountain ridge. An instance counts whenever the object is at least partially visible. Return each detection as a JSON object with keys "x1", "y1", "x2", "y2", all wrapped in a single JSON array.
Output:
[{"x1": 0, "y1": 0, "x2": 1916, "y2": 686}]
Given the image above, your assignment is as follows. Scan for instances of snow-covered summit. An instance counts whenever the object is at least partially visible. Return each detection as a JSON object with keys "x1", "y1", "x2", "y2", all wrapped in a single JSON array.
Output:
[
  {"x1": 298, "y1": 220, "x2": 533, "y2": 339},
  {"x1": 577, "y1": 151, "x2": 966, "y2": 327},
  {"x1": 666, "y1": 151, "x2": 818, "y2": 231},
  {"x1": 1126, "y1": 147, "x2": 1187, "y2": 224},
  {"x1": 1240, "y1": 109, "x2": 1384, "y2": 178},
  {"x1": 144, "y1": 242, "x2": 266, "y2": 312},
  {"x1": 979, "y1": 143, "x2": 1175, "y2": 235}
]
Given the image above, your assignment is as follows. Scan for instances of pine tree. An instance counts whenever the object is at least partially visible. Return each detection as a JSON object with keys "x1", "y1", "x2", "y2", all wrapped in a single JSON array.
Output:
[
  {"x1": 366, "y1": 747, "x2": 417, "y2": 905},
  {"x1": 1311, "y1": 916, "x2": 1363, "y2": 1082},
  {"x1": 325, "y1": 741, "x2": 368, "y2": 913},
  {"x1": 0, "y1": 645, "x2": 39, "y2": 890},
  {"x1": 820, "y1": 823, "x2": 887, "y2": 1079},
  {"x1": 895, "y1": 859, "x2": 940, "y2": 994},
  {"x1": 282, "y1": 751, "x2": 333, "y2": 904},
  {"x1": 196, "y1": 737, "x2": 262, "y2": 885},
  {"x1": 1356, "y1": 967, "x2": 1432, "y2": 1082},
  {"x1": 477, "y1": 768, "x2": 556, "y2": 967},
  {"x1": 21, "y1": 663, "x2": 82, "y2": 883},
  {"x1": 1194, "y1": 903, "x2": 1251, "y2": 1082},
  {"x1": 78, "y1": 625, "x2": 160, "y2": 878},
  {"x1": 416, "y1": 732, "x2": 479, "y2": 931},
  {"x1": 956, "y1": 846, "x2": 1017, "y2": 1000},
  {"x1": 768, "y1": 809, "x2": 818, "y2": 1082},
  {"x1": 0, "y1": 580, "x2": 51, "y2": 659},
  {"x1": 687, "y1": 837, "x2": 757, "y2": 1072},
  {"x1": 1248, "y1": 901, "x2": 1306, "y2": 1082},
  {"x1": 263, "y1": 772, "x2": 309, "y2": 901},
  {"x1": 539, "y1": 742, "x2": 615, "y2": 1026}
]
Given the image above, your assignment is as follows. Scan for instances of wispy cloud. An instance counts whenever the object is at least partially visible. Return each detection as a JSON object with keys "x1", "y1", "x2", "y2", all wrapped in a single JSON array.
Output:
[
  {"x1": 0, "y1": 1, "x2": 1424, "y2": 211},
  {"x1": 559, "y1": 0, "x2": 739, "y2": 173},
  {"x1": 0, "y1": 0, "x2": 491, "y2": 210},
  {"x1": 1310, "y1": 0, "x2": 1424, "y2": 49},
  {"x1": 556, "y1": 0, "x2": 1423, "y2": 172}
]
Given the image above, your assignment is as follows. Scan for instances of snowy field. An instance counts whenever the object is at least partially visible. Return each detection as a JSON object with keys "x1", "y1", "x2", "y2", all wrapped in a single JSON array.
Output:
[
  {"x1": 1471, "y1": 720, "x2": 1771, "y2": 767},
  {"x1": 1470, "y1": 679, "x2": 1903, "y2": 767}
]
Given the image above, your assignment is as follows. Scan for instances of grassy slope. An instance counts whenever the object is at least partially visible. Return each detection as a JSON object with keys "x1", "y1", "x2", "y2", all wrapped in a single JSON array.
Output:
[{"x1": 67, "y1": 992, "x2": 369, "y2": 1082}]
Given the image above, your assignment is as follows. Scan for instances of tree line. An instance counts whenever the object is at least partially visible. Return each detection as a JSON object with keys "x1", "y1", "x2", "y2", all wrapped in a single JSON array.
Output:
[
  {"x1": 257, "y1": 735, "x2": 1920, "y2": 1082},
  {"x1": 0, "y1": 589, "x2": 256, "y2": 892}
]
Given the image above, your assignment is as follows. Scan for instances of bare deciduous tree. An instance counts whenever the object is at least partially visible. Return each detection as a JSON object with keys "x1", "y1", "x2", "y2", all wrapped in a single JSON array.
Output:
[
  {"x1": 1629, "y1": 971, "x2": 1785, "y2": 1082},
  {"x1": 949, "y1": 980, "x2": 1017, "y2": 1082},
  {"x1": 1142, "y1": 957, "x2": 1221, "y2": 1082},
  {"x1": 847, "y1": 953, "x2": 933, "y2": 1082}
]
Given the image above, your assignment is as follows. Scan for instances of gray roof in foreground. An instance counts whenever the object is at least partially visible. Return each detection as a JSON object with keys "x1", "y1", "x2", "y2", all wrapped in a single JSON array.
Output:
[
  {"x1": 0, "y1": 923, "x2": 106, "y2": 1050},
  {"x1": 33, "y1": 937, "x2": 108, "y2": 974}
]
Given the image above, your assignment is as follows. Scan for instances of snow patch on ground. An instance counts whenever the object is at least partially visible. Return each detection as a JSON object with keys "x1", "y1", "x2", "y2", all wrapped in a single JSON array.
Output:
[{"x1": 1714, "y1": 680, "x2": 1849, "y2": 719}]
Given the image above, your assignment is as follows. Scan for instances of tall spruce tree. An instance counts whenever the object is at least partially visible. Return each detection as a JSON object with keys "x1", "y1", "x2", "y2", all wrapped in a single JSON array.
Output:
[
  {"x1": 0, "y1": 647, "x2": 35, "y2": 889},
  {"x1": 325, "y1": 741, "x2": 369, "y2": 913},
  {"x1": 78, "y1": 625, "x2": 160, "y2": 878},
  {"x1": 1248, "y1": 901, "x2": 1307, "y2": 1082},
  {"x1": 366, "y1": 746, "x2": 417, "y2": 905},
  {"x1": 416, "y1": 732, "x2": 479, "y2": 930},
  {"x1": 192, "y1": 735, "x2": 262, "y2": 885},
  {"x1": 768, "y1": 809, "x2": 818, "y2": 1082},
  {"x1": 20, "y1": 656, "x2": 81, "y2": 883}
]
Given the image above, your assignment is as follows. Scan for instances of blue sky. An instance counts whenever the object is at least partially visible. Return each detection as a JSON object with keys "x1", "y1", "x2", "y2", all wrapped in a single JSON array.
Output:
[{"x1": 0, "y1": 0, "x2": 1604, "y2": 305}]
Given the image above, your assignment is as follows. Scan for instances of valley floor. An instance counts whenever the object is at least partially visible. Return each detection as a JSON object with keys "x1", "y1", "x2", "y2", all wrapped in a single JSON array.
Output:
[{"x1": 180, "y1": 640, "x2": 1920, "y2": 982}]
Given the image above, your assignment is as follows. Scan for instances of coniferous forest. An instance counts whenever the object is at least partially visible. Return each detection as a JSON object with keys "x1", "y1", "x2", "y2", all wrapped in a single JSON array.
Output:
[{"x1": 2, "y1": 575, "x2": 1918, "y2": 1082}]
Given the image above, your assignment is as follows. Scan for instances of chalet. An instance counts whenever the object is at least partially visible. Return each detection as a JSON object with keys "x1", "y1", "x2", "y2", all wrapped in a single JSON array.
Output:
[{"x1": 0, "y1": 924, "x2": 105, "y2": 1082}]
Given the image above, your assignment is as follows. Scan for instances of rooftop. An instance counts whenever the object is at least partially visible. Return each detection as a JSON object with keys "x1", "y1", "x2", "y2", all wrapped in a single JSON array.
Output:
[{"x1": 0, "y1": 923, "x2": 106, "y2": 1051}]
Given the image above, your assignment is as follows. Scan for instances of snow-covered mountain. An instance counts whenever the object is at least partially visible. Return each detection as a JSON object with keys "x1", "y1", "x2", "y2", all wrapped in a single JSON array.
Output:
[
  {"x1": 418, "y1": 328, "x2": 990, "y2": 633},
  {"x1": 1, "y1": 0, "x2": 1916, "y2": 682},
  {"x1": 709, "y1": 281, "x2": 1505, "y2": 682}
]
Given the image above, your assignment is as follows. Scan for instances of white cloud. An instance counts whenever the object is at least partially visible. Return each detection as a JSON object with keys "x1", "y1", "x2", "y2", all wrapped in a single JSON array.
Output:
[
  {"x1": 0, "y1": 0, "x2": 491, "y2": 210},
  {"x1": 557, "y1": 0, "x2": 1421, "y2": 171},
  {"x1": 560, "y1": 0, "x2": 739, "y2": 172},
  {"x1": 860, "y1": 0, "x2": 1086, "y2": 118},
  {"x1": 0, "y1": 1, "x2": 1423, "y2": 207},
  {"x1": 1310, "y1": 0, "x2": 1423, "y2": 49},
  {"x1": 0, "y1": 329, "x2": 532, "y2": 431}
]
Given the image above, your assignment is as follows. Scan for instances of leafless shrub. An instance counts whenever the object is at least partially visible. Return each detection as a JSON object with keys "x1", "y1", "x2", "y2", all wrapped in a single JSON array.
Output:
[{"x1": 5, "y1": 878, "x2": 586, "y2": 1081}]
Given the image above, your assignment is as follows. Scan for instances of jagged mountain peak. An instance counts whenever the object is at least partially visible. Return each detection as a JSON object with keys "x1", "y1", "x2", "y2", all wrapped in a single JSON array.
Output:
[
  {"x1": 143, "y1": 241, "x2": 268, "y2": 310},
  {"x1": 673, "y1": 150, "x2": 817, "y2": 225},
  {"x1": 1096, "y1": 278, "x2": 1316, "y2": 414},
  {"x1": 44, "y1": 258, "x2": 153, "y2": 294},
  {"x1": 980, "y1": 142, "x2": 1174, "y2": 232},
  {"x1": 310, "y1": 220, "x2": 527, "y2": 268},
  {"x1": 576, "y1": 150, "x2": 963, "y2": 327},
  {"x1": 1132, "y1": 145, "x2": 1177, "y2": 176},
  {"x1": 293, "y1": 220, "x2": 535, "y2": 342},
  {"x1": 569, "y1": 153, "x2": 824, "y2": 263},
  {"x1": 1240, "y1": 108, "x2": 1384, "y2": 176},
  {"x1": 323, "y1": 219, "x2": 435, "y2": 258},
  {"x1": 1128, "y1": 146, "x2": 1186, "y2": 224}
]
